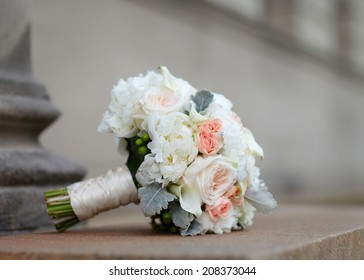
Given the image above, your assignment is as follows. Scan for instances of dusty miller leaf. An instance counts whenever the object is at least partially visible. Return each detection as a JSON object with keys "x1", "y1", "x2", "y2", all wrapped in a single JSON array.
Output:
[
  {"x1": 180, "y1": 220, "x2": 202, "y2": 236},
  {"x1": 169, "y1": 201, "x2": 194, "y2": 230},
  {"x1": 190, "y1": 89, "x2": 214, "y2": 112},
  {"x1": 138, "y1": 183, "x2": 176, "y2": 217},
  {"x1": 245, "y1": 181, "x2": 277, "y2": 215}
]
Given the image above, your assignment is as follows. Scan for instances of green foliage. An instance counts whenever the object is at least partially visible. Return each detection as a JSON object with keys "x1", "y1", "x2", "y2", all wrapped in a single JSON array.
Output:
[{"x1": 125, "y1": 134, "x2": 150, "y2": 187}]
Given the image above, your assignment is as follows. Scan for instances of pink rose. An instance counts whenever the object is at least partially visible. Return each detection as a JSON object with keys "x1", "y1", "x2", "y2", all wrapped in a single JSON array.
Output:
[
  {"x1": 196, "y1": 119, "x2": 223, "y2": 155},
  {"x1": 224, "y1": 185, "x2": 244, "y2": 205},
  {"x1": 206, "y1": 196, "x2": 232, "y2": 222},
  {"x1": 200, "y1": 118, "x2": 223, "y2": 133},
  {"x1": 197, "y1": 130, "x2": 223, "y2": 155}
]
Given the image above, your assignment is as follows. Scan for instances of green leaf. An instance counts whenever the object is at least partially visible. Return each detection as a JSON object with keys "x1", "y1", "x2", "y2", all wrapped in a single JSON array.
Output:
[
  {"x1": 190, "y1": 89, "x2": 214, "y2": 113},
  {"x1": 138, "y1": 183, "x2": 176, "y2": 217},
  {"x1": 180, "y1": 220, "x2": 202, "y2": 236},
  {"x1": 169, "y1": 201, "x2": 194, "y2": 230},
  {"x1": 126, "y1": 137, "x2": 146, "y2": 187},
  {"x1": 245, "y1": 181, "x2": 277, "y2": 215}
]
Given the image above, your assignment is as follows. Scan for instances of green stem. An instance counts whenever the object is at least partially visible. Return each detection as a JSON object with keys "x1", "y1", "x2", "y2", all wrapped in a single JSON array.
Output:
[
  {"x1": 49, "y1": 212, "x2": 77, "y2": 220},
  {"x1": 44, "y1": 187, "x2": 80, "y2": 232},
  {"x1": 55, "y1": 217, "x2": 80, "y2": 232},
  {"x1": 47, "y1": 204, "x2": 74, "y2": 213},
  {"x1": 46, "y1": 199, "x2": 71, "y2": 206},
  {"x1": 44, "y1": 188, "x2": 68, "y2": 198}
]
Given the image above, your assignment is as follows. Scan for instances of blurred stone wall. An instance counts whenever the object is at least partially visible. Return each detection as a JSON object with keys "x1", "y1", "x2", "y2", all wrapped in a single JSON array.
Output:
[
  {"x1": 30, "y1": 0, "x2": 364, "y2": 203},
  {"x1": 0, "y1": 0, "x2": 85, "y2": 232}
]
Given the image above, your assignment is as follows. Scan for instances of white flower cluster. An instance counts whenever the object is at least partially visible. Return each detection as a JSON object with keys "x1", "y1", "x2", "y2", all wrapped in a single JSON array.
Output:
[{"x1": 99, "y1": 67, "x2": 276, "y2": 235}]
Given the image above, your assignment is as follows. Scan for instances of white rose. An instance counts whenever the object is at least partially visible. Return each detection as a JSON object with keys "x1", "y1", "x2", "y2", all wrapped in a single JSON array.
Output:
[
  {"x1": 184, "y1": 155, "x2": 237, "y2": 206},
  {"x1": 138, "y1": 66, "x2": 195, "y2": 117},
  {"x1": 140, "y1": 86, "x2": 188, "y2": 115},
  {"x1": 146, "y1": 112, "x2": 198, "y2": 183}
]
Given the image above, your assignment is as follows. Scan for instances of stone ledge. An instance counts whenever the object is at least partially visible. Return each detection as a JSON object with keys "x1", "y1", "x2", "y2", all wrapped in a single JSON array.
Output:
[{"x1": 0, "y1": 204, "x2": 363, "y2": 259}]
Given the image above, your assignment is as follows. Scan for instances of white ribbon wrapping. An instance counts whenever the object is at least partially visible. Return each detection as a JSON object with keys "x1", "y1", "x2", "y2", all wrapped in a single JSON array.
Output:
[{"x1": 67, "y1": 167, "x2": 139, "y2": 221}]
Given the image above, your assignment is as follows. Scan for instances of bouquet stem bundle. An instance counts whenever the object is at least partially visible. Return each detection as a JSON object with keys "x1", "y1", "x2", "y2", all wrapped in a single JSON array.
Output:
[
  {"x1": 44, "y1": 167, "x2": 139, "y2": 232},
  {"x1": 44, "y1": 188, "x2": 79, "y2": 232}
]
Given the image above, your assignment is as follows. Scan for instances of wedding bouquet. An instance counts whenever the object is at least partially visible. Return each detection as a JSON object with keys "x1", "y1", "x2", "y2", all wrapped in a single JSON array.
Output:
[{"x1": 45, "y1": 67, "x2": 277, "y2": 235}]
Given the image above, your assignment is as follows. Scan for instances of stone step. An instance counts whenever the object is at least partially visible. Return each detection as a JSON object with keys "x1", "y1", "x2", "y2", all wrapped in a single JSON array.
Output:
[{"x1": 0, "y1": 204, "x2": 363, "y2": 259}]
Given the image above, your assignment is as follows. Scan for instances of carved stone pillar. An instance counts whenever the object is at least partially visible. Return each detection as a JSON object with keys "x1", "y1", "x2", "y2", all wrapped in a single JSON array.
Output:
[{"x1": 0, "y1": 0, "x2": 86, "y2": 233}]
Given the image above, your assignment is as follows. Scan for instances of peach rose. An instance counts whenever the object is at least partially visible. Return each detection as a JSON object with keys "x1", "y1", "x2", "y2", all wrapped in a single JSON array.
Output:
[
  {"x1": 196, "y1": 119, "x2": 223, "y2": 155},
  {"x1": 183, "y1": 155, "x2": 237, "y2": 206},
  {"x1": 206, "y1": 196, "x2": 232, "y2": 222},
  {"x1": 197, "y1": 130, "x2": 223, "y2": 155},
  {"x1": 224, "y1": 185, "x2": 244, "y2": 205},
  {"x1": 199, "y1": 118, "x2": 223, "y2": 133}
]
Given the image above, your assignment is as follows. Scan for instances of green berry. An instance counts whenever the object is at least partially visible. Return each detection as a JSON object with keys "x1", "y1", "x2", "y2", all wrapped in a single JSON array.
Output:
[
  {"x1": 138, "y1": 146, "x2": 148, "y2": 155},
  {"x1": 135, "y1": 138, "x2": 143, "y2": 146},
  {"x1": 162, "y1": 212, "x2": 171, "y2": 224},
  {"x1": 170, "y1": 226, "x2": 177, "y2": 234},
  {"x1": 141, "y1": 133, "x2": 150, "y2": 142}
]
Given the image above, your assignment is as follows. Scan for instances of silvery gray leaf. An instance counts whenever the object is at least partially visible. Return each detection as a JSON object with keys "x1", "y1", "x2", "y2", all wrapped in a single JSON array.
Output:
[
  {"x1": 138, "y1": 183, "x2": 176, "y2": 217},
  {"x1": 180, "y1": 220, "x2": 202, "y2": 236},
  {"x1": 191, "y1": 89, "x2": 214, "y2": 112},
  {"x1": 169, "y1": 201, "x2": 194, "y2": 230},
  {"x1": 245, "y1": 181, "x2": 277, "y2": 215}
]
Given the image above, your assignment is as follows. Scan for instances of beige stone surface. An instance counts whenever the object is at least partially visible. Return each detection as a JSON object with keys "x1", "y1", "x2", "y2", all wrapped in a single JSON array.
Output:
[{"x1": 0, "y1": 204, "x2": 363, "y2": 259}]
